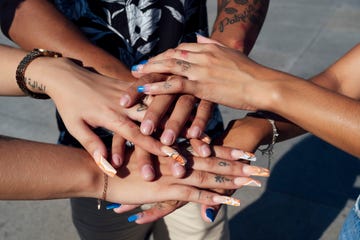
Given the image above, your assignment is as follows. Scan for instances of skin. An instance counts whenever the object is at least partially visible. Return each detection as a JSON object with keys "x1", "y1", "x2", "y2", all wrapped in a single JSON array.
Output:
[{"x1": 132, "y1": 38, "x2": 360, "y2": 158}]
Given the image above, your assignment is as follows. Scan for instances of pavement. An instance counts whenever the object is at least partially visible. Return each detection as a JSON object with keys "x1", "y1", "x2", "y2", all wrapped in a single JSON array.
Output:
[{"x1": 0, "y1": 0, "x2": 360, "y2": 239}]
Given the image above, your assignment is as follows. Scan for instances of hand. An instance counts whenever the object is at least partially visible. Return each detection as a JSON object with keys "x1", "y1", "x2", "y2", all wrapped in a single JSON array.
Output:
[{"x1": 133, "y1": 36, "x2": 274, "y2": 111}]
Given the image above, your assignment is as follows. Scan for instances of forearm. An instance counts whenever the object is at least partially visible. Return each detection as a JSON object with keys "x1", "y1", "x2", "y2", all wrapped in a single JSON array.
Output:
[
  {"x1": 211, "y1": 0, "x2": 269, "y2": 54},
  {"x1": 0, "y1": 136, "x2": 102, "y2": 200},
  {"x1": 7, "y1": 0, "x2": 133, "y2": 80}
]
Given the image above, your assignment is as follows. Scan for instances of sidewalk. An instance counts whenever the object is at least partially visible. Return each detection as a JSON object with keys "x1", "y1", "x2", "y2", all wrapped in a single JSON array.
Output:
[{"x1": 1, "y1": 0, "x2": 359, "y2": 239}]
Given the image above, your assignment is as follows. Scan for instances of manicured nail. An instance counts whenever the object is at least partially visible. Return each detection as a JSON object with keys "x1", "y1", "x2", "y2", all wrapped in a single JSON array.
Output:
[
  {"x1": 234, "y1": 178, "x2": 262, "y2": 187},
  {"x1": 231, "y1": 150, "x2": 256, "y2": 161},
  {"x1": 140, "y1": 119, "x2": 154, "y2": 135},
  {"x1": 128, "y1": 213, "x2": 144, "y2": 222},
  {"x1": 188, "y1": 126, "x2": 201, "y2": 138},
  {"x1": 205, "y1": 208, "x2": 216, "y2": 222},
  {"x1": 199, "y1": 133, "x2": 211, "y2": 144},
  {"x1": 200, "y1": 144, "x2": 211, "y2": 157},
  {"x1": 139, "y1": 59, "x2": 148, "y2": 65},
  {"x1": 93, "y1": 150, "x2": 117, "y2": 177},
  {"x1": 243, "y1": 165, "x2": 270, "y2": 177},
  {"x1": 119, "y1": 95, "x2": 130, "y2": 107},
  {"x1": 161, "y1": 129, "x2": 176, "y2": 145},
  {"x1": 212, "y1": 196, "x2": 240, "y2": 206},
  {"x1": 137, "y1": 86, "x2": 145, "y2": 93},
  {"x1": 131, "y1": 64, "x2": 144, "y2": 72},
  {"x1": 112, "y1": 153, "x2": 123, "y2": 167},
  {"x1": 161, "y1": 146, "x2": 187, "y2": 166},
  {"x1": 106, "y1": 203, "x2": 121, "y2": 210},
  {"x1": 141, "y1": 164, "x2": 155, "y2": 181}
]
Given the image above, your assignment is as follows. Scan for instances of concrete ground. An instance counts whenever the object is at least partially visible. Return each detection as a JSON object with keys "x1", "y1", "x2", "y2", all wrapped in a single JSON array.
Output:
[{"x1": 1, "y1": 0, "x2": 360, "y2": 239}]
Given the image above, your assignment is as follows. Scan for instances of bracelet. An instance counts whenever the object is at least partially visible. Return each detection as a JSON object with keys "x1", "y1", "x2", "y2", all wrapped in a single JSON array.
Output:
[
  {"x1": 97, "y1": 173, "x2": 109, "y2": 210},
  {"x1": 247, "y1": 111, "x2": 279, "y2": 169},
  {"x1": 16, "y1": 48, "x2": 62, "y2": 99}
]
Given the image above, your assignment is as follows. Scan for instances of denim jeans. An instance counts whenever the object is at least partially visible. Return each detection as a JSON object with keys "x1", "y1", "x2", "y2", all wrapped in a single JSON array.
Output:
[{"x1": 339, "y1": 194, "x2": 360, "y2": 240}]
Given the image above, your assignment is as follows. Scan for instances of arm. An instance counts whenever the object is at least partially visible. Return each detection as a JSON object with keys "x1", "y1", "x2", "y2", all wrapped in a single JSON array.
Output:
[{"x1": 211, "y1": 0, "x2": 269, "y2": 54}]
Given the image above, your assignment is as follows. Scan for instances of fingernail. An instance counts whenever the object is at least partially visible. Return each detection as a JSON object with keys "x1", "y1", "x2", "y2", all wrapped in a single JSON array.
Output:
[
  {"x1": 231, "y1": 150, "x2": 256, "y2": 161},
  {"x1": 199, "y1": 132, "x2": 211, "y2": 144},
  {"x1": 106, "y1": 203, "x2": 121, "y2": 210},
  {"x1": 93, "y1": 150, "x2": 117, "y2": 177},
  {"x1": 137, "y1": 86, "x2": 145, "y2": 93},
  {"x1": 141, "y1": 164, "x2": 155, "y2": 181},
  {"x1": 112, "y1": 153, "x2": 123, "y2": 167},
  {"x1": 234, "y1": 178, "x2": 262, "y2": 187},
  {"x1": 128, "y1": 213, "x2": 144, "y2": 222},
  {"x1": 120, "y1": 95, "x2": 130, "y2": 107},
  {"x1": 205, "y1": 208, "x2": 216, "y2": 222},
  {"x1": 188, "y1": 126, "x2": 201, "y2": 138},
  {"x1": 243, "y1": 165, "x2": 270, "y2": 177},
  {"x1": 139, "y1": 59, "x2": 148, "y2": 65},
  {"x1": 172, "y1": 162, "x2": 185, "y2": 177},
  {"x1": 131, "y1": 64, "x2": 144, "y2": 72},
  {"x1": 161, "y1": 146, "x2": 187, "y2": 166},
  {"x1": 161, "y1": 129, "x2": 176, "y2": 145},
  {"x1": 140, "y1": 119, "x2": 154, "y2": 135},
  {"x1": 212, "y1": 196, "x2": 240, "y2": 206},
  {"x1": 200, "y1": 144, "x2": 211, "y2": 157}
]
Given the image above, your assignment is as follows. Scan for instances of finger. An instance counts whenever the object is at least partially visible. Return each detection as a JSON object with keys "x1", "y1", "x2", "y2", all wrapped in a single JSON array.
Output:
[
  {"x1": 69, "y1": 120, "x2": 116, "y2": 177},
  {"x1": 188, "y1": 139, "x2": 211, "y2": 157},
  {"x1": 134, "y1": 147, "x2": 155, "y2": 181},
  {"x1": 111, "y1": 134, "x2": 126, "y2": 168},
  {"x1": 112, "y1": 204, "x2": 140, "y2": 214},
  {"x1": 123, "y1": 102, "x2": 148, "y2": 122},
  {"x1": 187, "y1": 100, "x2": 214, "y2": 139},
  {"x1": 160, "y1": 94, "x2": 196, "y2": 145},
  {"x1": 140, "y1": 94, "x2": 175, "y2": 135},
  {"x1": 120, "y1": 73, "x2": 169, "y2": 107},
  {"x1": 211, "y1": 145, "x2": 257, "y2": 162}
]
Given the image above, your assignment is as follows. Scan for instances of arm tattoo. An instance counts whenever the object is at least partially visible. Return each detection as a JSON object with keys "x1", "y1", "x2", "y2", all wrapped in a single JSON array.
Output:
[
  {"x1": 26, "y1": 77, "x2": 46, "y2": 93},
  {"x1": 215, "y1": 175, "x2": 231, "y2": 183},
  {"x1": 175, "y1": 60, "x2": 191, "y2": 72}
]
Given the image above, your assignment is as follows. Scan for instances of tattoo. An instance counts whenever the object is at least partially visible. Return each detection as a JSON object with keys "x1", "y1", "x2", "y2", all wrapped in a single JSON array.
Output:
[
  {"x1": 217, "y1": 0, "x2": 266, "y2": 32},
  {"x1": 163, "y1": 81, "x2": 172, "y2": 89},
  {"x1": 215, "y1": 175, "x2": 231, "y2": 183},
  {"x1": 175, "y1": 60, "x2": 191, "y2": 72},
  {"x1": 136, "y1": 103, "x2": 148, "y2": 112},
  {"x1": 26, "y1": 77, "x2": 46, "y2": 93},
  {"x1": 218, "y1": 161, "x2": 230, "y2": 167}
]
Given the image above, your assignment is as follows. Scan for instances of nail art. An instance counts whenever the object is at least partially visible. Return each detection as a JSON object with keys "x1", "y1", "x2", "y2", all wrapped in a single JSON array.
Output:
[
  {"x1": 106, "y1": 203, "x2": 121, "y2": 210},
  {"x1": 128, "y1": 213, "x2": 144, "y2": 223},
  {"x1": 137, "y1": 86, "x2": 145, "y2": 93},
  {"x1": 213, "y1": 196, "x2": 240, "y2": 207},
  {"x1": 139, "y1": 59, "x2": 148, "y2": 65},
  {"x1": 234, "y1": 178, "x2": 262, "y2": 187},
  {"x1": 243, "y1": 165, "x2": 270, "y2": 177},
  {"x1": 93, "y1": 151, "x2": 117, "y2": 177},
  {"x1": 199, "y1": 132, "x2": 211, "y2": 144},
  {"x1": 231, "y1": 149, "x2": 257, "y2": 161},
  {"x1": 205, "y1": 208, "x2": 216, "y2": 222},
  {"x1": 161, "y1": 146, "x2": 187, "y2": 166}
]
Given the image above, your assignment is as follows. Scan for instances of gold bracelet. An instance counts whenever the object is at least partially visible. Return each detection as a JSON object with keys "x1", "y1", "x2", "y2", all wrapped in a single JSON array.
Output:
[
  {"x1": 97, "y1": 173, "x2": 109, "y2": 210},
  {"x1": 16, "y1": 48, "x2": 62, "y2": 99}
]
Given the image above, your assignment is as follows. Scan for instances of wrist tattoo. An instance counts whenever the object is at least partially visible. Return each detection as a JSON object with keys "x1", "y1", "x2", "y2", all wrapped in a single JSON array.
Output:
[{"x1": 26, "y1": 77, "x2": 46, "y2": 93}]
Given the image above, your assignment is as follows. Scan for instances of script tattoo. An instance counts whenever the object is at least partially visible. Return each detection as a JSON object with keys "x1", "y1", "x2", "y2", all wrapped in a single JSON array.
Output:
[
  {"x1": 176, "y1": 60, "x2": 191, "y2": 72},
  {"x1": 26, "y1": 77, "x2": 46, "y2": 93},
  {"x1": 215, "y1": 175, "x2": 231, "y2": 183},
  {"x1": 217, "y1": 0, "x2": 266, "y2": 32}
]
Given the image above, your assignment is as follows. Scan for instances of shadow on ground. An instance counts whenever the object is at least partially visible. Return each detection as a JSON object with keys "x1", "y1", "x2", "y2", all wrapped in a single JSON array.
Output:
[{"x1": 230, "y1": 135, "x2": 360, "y2": 240}]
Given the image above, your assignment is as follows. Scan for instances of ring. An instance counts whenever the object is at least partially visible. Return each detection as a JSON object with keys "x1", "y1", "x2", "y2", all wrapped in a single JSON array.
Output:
[{"x1": 125, "y1": 140, "x2": 134, "y2": 148}]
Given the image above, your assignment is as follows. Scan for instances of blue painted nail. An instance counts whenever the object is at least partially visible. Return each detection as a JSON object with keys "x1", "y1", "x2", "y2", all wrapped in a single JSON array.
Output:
[
  {"x1": 128, "y1": 214, "x2": 140, "y2": 222},
  {"x1": 139, "y1": 59, "x2": 148, "y2": 65},
  {"x1": 205, "y1": 208, "x2": 215, "y2": 222},
  {"x1": 137, "y1": 86, "x2": 145, "y2": 93},
  {"x1": 131, "y1": 64, "x2": 140, "y2": 71},
  {"x1": 106, "y1": 203, "x2": 121, "y2": 210}
]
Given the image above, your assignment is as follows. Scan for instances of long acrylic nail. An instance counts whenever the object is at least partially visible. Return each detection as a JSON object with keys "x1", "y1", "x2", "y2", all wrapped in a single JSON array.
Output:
[
  {"x1": 231, "y1": 149, "x2": 256, "y2": 161},
  {"x1": 212, "y1": 196, "x2": 240, "y2": 206},
  {"x1": 128, "y1": 213, "x2": 144, "y2": 222},
  {"x1": 140, "y1": 119, "x2": 154, "y2": 135},
  {"x1": 106, "y1": 203, "x2": 121, "y2": 210},
  {"x1": 161, "y1": 129, "x2": 176, "y2": 145},
  {"x1": 243, "y1": 165, "x2": 270, "y2": 177},
  {"x1": 161, "y1": 146, "x2": 187, "y2": 166},
  {"x1": 234, "y1": 178, "x2": 262, "y2": 187},
  {"x1": 131, "y1": 64, "x2": 144, "y2": 72},
  {"x1": 205, "y1": 208, "x2": 216, "y2": 222},
  {"x1": 199, "y1": 132, "x2": 211, "y2": 144},
  {"x1": 93, "y1": 150, "x2": 117, "y2": 177}
]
